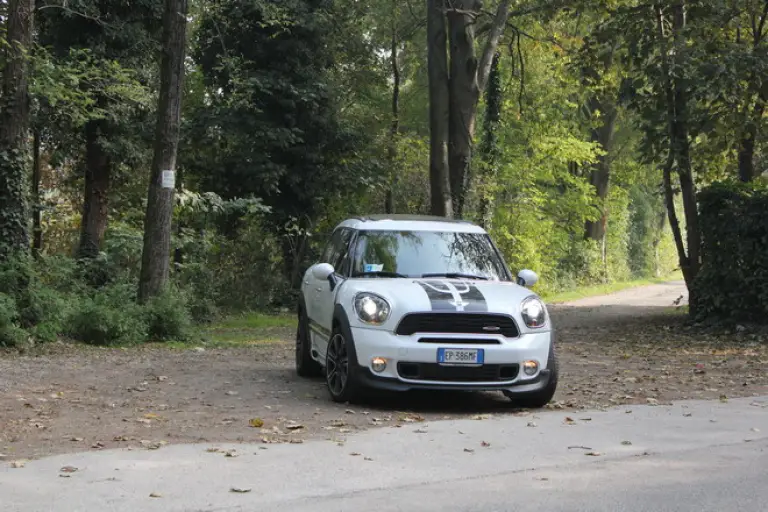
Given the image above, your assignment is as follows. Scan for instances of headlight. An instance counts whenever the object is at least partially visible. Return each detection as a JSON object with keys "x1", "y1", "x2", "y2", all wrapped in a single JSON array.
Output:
[
  {"x1": 521, "y1": 297, "x2": 546, "y2": 328},
  {"x1": 354, "y1": 293, "x2": 391, "y2": 325}
]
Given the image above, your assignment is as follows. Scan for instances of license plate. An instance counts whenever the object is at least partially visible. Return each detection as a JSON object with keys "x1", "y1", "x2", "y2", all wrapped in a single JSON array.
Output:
[{"x1": 437, "y1": 348, "x2": 484, "y2": 365}]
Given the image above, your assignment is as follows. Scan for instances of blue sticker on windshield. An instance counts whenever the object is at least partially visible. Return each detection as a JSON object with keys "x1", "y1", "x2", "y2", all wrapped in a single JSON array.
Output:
[{"x1": 364, "y1": 263, "x2": 384, "y2": 272}]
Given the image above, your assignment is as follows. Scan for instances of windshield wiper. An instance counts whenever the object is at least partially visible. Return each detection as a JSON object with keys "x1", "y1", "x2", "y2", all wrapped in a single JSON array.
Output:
[
  {"x1": 353, "y1": 271, "x2": 409, "y2": 278},
  {"x1": 421, "y1": 272, "x2": 489, "y2": 280}
]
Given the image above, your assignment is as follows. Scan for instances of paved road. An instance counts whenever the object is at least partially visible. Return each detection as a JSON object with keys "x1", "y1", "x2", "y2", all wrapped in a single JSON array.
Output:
[
  {"x1": 4, "y1": 281, "x2": 765, "y2": 512},
  {"x1": 2, "y1": 396, "x2": 765, "y2": 511}
]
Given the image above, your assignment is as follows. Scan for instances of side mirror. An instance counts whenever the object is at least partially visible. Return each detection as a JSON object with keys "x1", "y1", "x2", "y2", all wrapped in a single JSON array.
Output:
[
  {"x1": 312, "y1": 263, "x2": 335, "y2": 280},
  {"x1": 516, "y1": 269, "x2": 539, "y2": 288}
]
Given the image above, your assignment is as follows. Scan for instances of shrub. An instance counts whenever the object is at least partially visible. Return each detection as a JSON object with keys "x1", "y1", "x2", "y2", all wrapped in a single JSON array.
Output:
[
  {"x1": 0, "y1": 293, "x2": 27, "y2": 347},
  {"x1": 144, "y1": 286, "x2": 193, "y2": 341},
  {"x1": 693, "y1": 181, "x2": 768, "y2": 323},
  {"x1": 67, "y1": 281, "x2": 148, "y2": 346}
]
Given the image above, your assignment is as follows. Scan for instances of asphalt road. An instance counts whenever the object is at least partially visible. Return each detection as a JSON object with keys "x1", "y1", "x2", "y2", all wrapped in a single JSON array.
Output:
[{"x1": 2, "y1": 396, "x2": 765, "y2": 511}]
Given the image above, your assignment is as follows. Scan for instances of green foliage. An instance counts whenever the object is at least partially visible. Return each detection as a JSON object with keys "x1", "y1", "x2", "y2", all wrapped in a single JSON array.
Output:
[
  {"x1": 0, "y1": 293, "x2": 27, "y2": 347},
  {"x1": 692, "y1": 181, "x2": 768, "y2": 324},
  {"x1": 143, "y1": 286, "x2": 193, "y2": 342},
  {"x1": 68, "y1": 281, "x2": 148, "y2": 346}
]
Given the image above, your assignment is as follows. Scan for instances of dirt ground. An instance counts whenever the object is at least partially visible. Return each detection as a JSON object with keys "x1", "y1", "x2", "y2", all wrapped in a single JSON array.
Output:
[{"x1": 2, "y1": 282, "x2": 767, "y2": 460}]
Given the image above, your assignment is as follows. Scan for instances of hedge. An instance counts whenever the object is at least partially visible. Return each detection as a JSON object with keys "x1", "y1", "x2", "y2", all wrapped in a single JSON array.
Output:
[{"x1": 692, "y1": 181, "x2": 768, "y2": 323}]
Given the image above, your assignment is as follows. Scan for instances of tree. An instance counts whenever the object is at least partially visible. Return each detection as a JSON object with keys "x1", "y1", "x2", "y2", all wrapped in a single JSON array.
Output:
[
  {"x1": 36, "y1": 0, "x2": 163, "y2": 259},
  {"x1": 138, "y1": 0, "x2": 189, "y2": 301},
  {"x1": 427, "y1": 0, "x2": 452, "y2": 217},
  {"x1": 0, "y1": 0, "x2": 34, "y2": 258},
  {"x1": 427, "y1": 0, "x2": 510, "y2": 218}
]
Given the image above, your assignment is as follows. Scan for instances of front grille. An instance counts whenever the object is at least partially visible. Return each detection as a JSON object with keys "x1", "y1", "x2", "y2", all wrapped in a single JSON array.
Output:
[
  {"x1": 395, "y1": 313, "x2": 519, "y2": 338},
  {"x1": 418, "y1": 337, "x2": 501, "y2": 345},
  {"x1": 397, "y1": 362, "x2": 520, "y2": 382}
]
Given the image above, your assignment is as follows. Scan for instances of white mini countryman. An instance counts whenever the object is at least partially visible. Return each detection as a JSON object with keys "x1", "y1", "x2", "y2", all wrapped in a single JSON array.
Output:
[{"x1": 296, "y1": 214, "x2": 558, "y2": 407}]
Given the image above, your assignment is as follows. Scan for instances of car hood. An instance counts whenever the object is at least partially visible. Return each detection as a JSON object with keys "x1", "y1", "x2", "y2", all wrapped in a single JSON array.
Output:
[{"x1": 339, "y1": 277, "x2": 548, "y2": 332}]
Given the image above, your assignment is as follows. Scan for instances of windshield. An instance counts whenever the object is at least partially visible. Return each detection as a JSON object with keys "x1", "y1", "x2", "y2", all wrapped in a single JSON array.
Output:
[{"x1": 350, "y1": 230, "x2": 509, "y2": 280}]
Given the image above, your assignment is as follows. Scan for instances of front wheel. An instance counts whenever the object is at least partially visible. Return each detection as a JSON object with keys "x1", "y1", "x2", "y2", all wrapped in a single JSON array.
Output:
[
  {"x1": 505, "y1": 341, "x2": 559, "y2": 408},
  {"x1": 325, "y1": 330, "x2": 361, "y2": 403}
]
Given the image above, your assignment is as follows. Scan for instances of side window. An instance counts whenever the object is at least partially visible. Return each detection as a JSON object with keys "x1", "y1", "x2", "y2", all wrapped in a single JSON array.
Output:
[
  {"x1": 336, "y1": 230, "x2": 356, "y2": 276},
  {"x1": 322, "y1": 228, "x2": 353, "y2": 270}
]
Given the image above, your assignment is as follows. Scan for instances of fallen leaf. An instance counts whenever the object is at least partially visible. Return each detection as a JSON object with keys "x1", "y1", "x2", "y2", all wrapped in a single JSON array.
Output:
[
  {"x1": 206, "y1": 447, "x2": 222, "y2": 453},
  {"x1": 350, "y1": 452, "x2": 361, "y2": 456},
  {"x1": 621, "y1": 441, "x2": 632, "y2": 446},
  {"x1": 156, "y1": 376, "x2": 168, "y2": 382},
  {"x1": 364, "y1": 457, "x2": 373, "y2": 461},
  {"x1": 70, "y1": 437, "x2": 84, "y2": 442},
  {"x1": 60, "y1": 466, "x2": 78, "y2": 473},
  {"x1": 464, "y1": 448, "x2": 475, "y2": 453},
  {"x1": 149, "y1": 492, "x2": 162, "y2": 498},
  {"x1": 289, "y1": 439, "x2": 304, "y2": 444},
  {"x1": 230, "y1": 487, "x2": 252, "y2": 493},
  {"x1": 585, "y1": 451, "x2": 602, "y2": 456},
  {"x1": 413, "y1": 429, "x2": 428, "y2": 434},
  {"x1": 480, "y1": 441, "x2": 490, "y2": 447},
  {"x1": 224, "y1": 449, "x2": 239, "y2": 458},
  {"x1": 285, "y1": 422, "x2": 304, "y2": 431},
  {"x1": 249, "y1": 418, "x2": 264, "y2": 428},
  {"x1": 345, "y1": 409, "x2": 356, "y2": 414},
  {"x1": 527, "y1": 422, "x2": 538, "y2": 427},
  {"x1": 683, "y1": 412, "x2": 693, "y2": 417},
  {"x1": 10, "y1": 460, "x2": 27, "y2": 468}
]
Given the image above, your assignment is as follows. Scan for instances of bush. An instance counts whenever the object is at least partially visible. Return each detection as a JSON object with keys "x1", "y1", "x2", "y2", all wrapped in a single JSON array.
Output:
[
  {"x1": 0, "y1": 293, "x2": 27, "y2": 347},
  {"x1": 67, "y1": 281, "x2": 148, "y2": 346},
  {"x1": 144, "y1": 287, "x2": 193, "y2": 341},
  {"x1": 692, "y1": 181, "x2": 768, "y2": 323}
]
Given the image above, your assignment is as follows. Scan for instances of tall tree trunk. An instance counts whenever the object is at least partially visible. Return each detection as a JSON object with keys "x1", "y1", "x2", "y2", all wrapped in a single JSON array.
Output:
[
  {"x1": 738, "y1": 93, "x2": 766, "y2": 182},
  {"x1": 0, "y1": 0, "x2": 33, "y2": 259},
  {"x1": 427, "y1": 0, "x2": 452, "y2": 217},
  {"x1": 583, "y1": 96, "x2": 618, "y2": 241},
  {"x1": 447, "y1": 0, "x2": 479, "y2": 218},
  {"x1": 478, "y1": 51, "x2": 502, "y2": 230},
  {"x1": 385, "y1": 10, "x2": 400, "y2": 215},
  {"x1": 138, "y1": 0, "x2": 189, "y2": 302},
  {"x1": 32, "y1": 129, "x2": 42, "y2": 255},
  {"x1": 446, "y1": 0, "x2": 510, "y2": 219},
  {"x1": 655, "y1": 3, "x2": 700, "y2": 306},
  {"x1": 78, "y1": 119, "x2": 112, "y2": 259}
]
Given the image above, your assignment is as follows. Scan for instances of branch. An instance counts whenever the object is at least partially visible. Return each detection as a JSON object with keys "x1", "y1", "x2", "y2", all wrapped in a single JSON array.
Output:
[
  {"x1": 36, "y1": 4, "x2": 109, "y2": 26},
  {"x1": 477, "y1": 0, "x2": 510, "y2": 93}
]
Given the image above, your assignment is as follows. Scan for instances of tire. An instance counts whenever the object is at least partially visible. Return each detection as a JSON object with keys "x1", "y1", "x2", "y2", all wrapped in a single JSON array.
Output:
[
  {"x1": 295, "y1": 308, "x2": 322, "y2": 378},
  {"x1": 506, "y1": 339, "x2": 559, "y2": 408},
  {"x1": 325, "y1": 327, "x2": 362, "y2": 403}
]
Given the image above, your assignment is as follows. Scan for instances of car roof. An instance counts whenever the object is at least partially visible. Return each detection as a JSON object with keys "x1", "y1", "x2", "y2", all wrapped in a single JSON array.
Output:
[{"x1": 336, "y1": 214, "x2": 487, "y2": 234}]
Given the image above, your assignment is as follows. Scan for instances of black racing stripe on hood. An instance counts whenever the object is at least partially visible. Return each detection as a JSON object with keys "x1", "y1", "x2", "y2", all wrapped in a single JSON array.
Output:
[
  {"x1": 457, "y1": 283, "x2": 488, "y2": 312},
  {"x1": 416, "y1": 280, "x2": 456, "y2": 311}
]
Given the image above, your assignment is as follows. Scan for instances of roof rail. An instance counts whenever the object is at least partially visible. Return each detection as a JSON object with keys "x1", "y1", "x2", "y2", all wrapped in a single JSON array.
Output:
[{"x1": 352, "y1": 214, "x2": 475, "y2": 224}]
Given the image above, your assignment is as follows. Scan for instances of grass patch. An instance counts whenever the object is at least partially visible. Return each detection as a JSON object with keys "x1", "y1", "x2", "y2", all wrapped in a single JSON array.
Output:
[
  {"x1": 542, "y1": 272, "x2": 683, "y2": 304},
  {"x1": 200, "y1": 311, "x2": 296, "y2": 347}
]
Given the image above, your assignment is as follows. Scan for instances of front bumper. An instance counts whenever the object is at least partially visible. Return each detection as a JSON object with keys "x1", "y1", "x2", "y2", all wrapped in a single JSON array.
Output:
[{"x1": 349, "y1": 326, "x2": 553, "y2": 393}]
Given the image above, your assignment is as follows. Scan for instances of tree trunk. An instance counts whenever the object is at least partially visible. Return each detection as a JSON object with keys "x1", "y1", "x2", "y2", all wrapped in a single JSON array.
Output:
[
  {"x1": 78, "y1": 119, "x2": 112, "y2": 259},
  {"x1": 446, "y1": 0, "x2": 510, "y2": 219},
  {"x1": 738, "y1": 95, "x2": 765, "y2": 182},
  {"x1": 671, "y1": 4, "x2": 700, "y2": 289},
  {"x1": 32, "y1": 129, "x2": 42, "y2": 255},
  {"x1": 478, "y1": 51, "x2": 502, "y2": 230},
  {"x1": 0, "y1": 0, "x2": 33, "y2": 259},
  {"x1": 583, "y1": 96, "x2": 618, "y2": 241},
  {"x1": 655, "y1": 3, "x2": 700, "y2": 307},
  {"x1": 447, "y1": 0, "x2": 480, "y2": 218},
  {"x1": 138, "y1": 0, "x2": 189, "y2": 302},
  {"x1": 385, "y1": 10, "x2": 400, "y2": 215},
  {"x1": 427, "y1": 0, "x2": 452, "y2": 217}
]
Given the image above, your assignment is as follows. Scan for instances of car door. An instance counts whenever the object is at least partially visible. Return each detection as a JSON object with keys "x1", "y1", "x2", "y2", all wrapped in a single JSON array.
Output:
[{"x1": 312, "y1": 227, "x2": 355, "y2": 359}]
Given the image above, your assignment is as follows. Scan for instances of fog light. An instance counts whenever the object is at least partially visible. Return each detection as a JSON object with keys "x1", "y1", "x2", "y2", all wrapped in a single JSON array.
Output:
[
  {"x1": 523, "y1": 360, "x2": 539, "y2": 376},
  {"x1": 371, "y1": 357, "x2": 387, "y2": 373}
]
